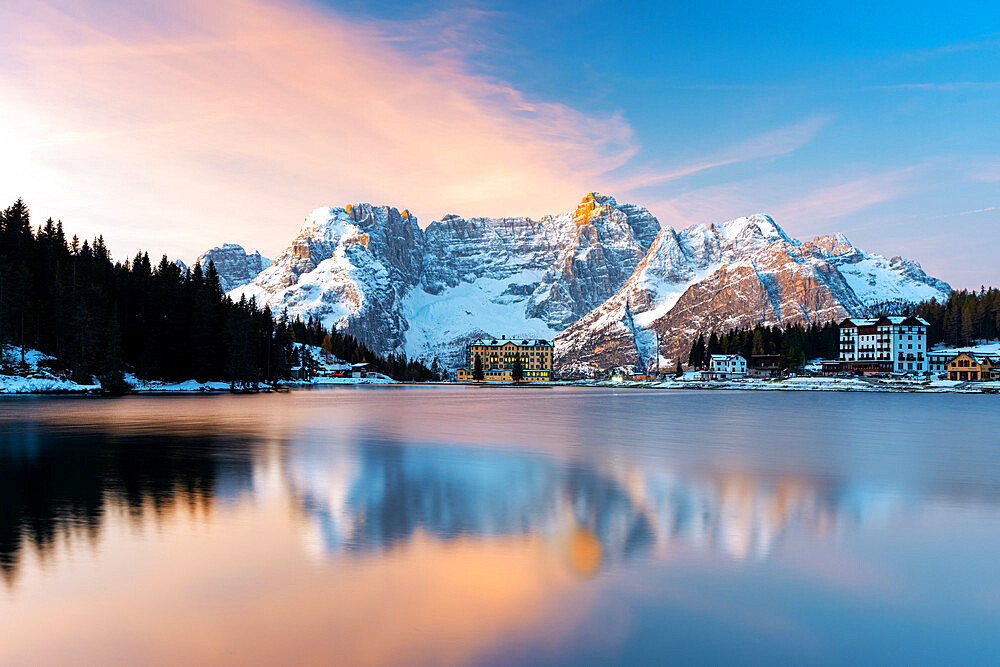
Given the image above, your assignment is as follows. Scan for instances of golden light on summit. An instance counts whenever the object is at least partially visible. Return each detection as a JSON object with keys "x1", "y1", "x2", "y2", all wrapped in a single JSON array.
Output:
[{"x1": 572, "y1": 192, "x2": 611, "y2": 225}]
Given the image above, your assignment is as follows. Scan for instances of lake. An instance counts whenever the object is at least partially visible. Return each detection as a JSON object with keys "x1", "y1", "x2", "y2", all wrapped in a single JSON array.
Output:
[{"x1": 2, "y1": 387, "x2": 1000, "y2": 665}]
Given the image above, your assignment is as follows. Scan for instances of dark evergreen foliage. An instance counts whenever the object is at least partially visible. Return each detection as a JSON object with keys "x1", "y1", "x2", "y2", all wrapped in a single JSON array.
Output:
[
  {"x1": 687, "y1": 321, "x2": 841, "y2": 370},
  {"x1": 473, "y1": 353, "x2": 484, "y2": 381},
  {"x1": 881, "y1": 288, "x2": 1000, "y2": 348},
  {"x1": 0, "y1": 200, "x2": 439, "y2": 386},
  {"x1": 512, "y1": 354, "x2": 523, "y2": 382}
]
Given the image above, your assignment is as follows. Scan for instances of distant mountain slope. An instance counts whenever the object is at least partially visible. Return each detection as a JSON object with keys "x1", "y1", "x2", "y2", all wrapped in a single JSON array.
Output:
[
  {"x1": 221, "y1": 194, "x2": 950, "y2": 374},
  {"x1": 195, "y1": 243, "x2": 271, "y2": 292}
]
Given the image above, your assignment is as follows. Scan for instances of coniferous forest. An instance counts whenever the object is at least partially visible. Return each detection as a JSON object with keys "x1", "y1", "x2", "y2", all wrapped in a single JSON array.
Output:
[
  {"x1": 0, "y1": 199, "x2": 439, "y2": 389},
  {"x1": 903, "y1": 289, "x2": 1000, "y2": 348},
  {"x1": 686, "y1": 321, "x2": 841, "y2": 369}
]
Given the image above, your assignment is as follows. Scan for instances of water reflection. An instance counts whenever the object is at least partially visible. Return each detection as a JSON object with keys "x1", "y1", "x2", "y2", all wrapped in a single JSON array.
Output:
[
  {"x1": 0, "y1": 419, "x2": 255, "y2": 584},
  {"x1": 5, "y1": 393, "x2": 1000, "y2": 587},
  {"x1": 284, "y1": 435, "x2": 915, "y2": 568},
  {"x1": 4, "y1": 391, "x2": 1000, "y2": 664}
]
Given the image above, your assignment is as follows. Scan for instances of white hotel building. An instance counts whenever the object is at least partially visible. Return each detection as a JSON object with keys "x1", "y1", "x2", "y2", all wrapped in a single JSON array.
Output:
[
  {"x1": 706, "y1": 354, "x2": 748, "y2": 379},
  {"x1": 838, "y1": 316, "x2": 929, "y2": 374}
]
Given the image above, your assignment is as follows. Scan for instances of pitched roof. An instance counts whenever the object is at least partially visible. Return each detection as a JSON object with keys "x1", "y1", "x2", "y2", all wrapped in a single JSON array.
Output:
[
  {"x1": 710, "y1": 354, "x2": 745, "y2": 361},
  {"x1": 470, "y1": 337, "x2": 553, "y2": 347},
  {"x1": 840, "y1": 315, "x2": 929, "y2": 327}
]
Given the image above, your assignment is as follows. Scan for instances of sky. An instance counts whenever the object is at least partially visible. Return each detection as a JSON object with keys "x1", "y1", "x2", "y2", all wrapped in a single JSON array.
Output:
[{"x1": 0, "y1": 0, "x2": 998, "y2": 287}]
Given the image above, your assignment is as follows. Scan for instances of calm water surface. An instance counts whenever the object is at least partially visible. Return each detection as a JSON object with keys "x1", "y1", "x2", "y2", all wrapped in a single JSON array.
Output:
[{"x1": 2, "y1": 387, "x2": 1000, "y2": 665}]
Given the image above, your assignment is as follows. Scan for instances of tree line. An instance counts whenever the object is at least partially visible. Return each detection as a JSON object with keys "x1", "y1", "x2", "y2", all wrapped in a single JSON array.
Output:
[
  {"x1": 895, "y1": 288, "x2": 1000, "y2": 348},
  {"x1": 0, "y1": 199, "x2": 439, "y2": 390},
  {"x1": 687, "y1": 321, "x2": 841, "y2": 369}
]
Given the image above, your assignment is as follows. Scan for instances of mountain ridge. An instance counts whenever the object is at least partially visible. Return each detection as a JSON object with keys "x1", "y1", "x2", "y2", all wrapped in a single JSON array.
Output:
[{"x1": 219, "y1": 194, "x2": 950, "y2": 375}]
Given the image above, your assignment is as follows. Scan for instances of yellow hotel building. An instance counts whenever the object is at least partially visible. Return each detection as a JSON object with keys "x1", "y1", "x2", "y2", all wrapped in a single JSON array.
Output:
[{"x1": 456, "y1": 337, "x2": 554, "y2": 381}]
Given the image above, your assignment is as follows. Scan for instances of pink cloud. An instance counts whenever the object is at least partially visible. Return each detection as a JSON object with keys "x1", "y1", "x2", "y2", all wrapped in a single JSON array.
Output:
[{"x1": 0, "y1": 0, "x2": 635, "y2": 260}]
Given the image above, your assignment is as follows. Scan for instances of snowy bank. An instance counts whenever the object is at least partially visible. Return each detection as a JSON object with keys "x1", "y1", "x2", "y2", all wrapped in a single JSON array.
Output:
[{"x1": 555, "y1": 375, "x2": 1000, "y2": 394}]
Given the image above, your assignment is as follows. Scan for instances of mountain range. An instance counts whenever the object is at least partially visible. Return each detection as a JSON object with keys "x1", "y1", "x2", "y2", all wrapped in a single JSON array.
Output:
[{"x1": 205, "y1": 193, "x2": 949, "y2": 375}]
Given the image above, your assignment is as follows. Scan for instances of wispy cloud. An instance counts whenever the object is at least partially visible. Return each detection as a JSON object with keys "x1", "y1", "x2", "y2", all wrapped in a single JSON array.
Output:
[
  {"x1": 610, "y1": 115, "x2": 832, "y2": 193},
  {"x1": 957, "y1": 205, "x2": 1000, "y2": 216},
  {"x1": 769, "y1": 167, "x2": 920, "y2": 226},
  {"x1": 971, "y1": 160, "x2": 1000, "y2": 183},
  {"x1": 0, "y1": 0, "x2": 636, "y2": 258},
  {"x1": 870, "y1": 81, "x2": 1000, "y2": 91}
]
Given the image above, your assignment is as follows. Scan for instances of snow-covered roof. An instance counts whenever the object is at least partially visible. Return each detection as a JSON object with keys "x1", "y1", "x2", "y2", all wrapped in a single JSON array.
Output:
[
  {"x1": 470, "y1": 337, "x2": 553, "y2": 347},
  {"x1": 841, "y1": 316, "x2": 929, "y2": 327},
  {"x1": 929, "y1": 342, "x2": 1000, "y2": 358},
  {"x1": 710, "y1": 354, "x2": 746, "y2": 361}
]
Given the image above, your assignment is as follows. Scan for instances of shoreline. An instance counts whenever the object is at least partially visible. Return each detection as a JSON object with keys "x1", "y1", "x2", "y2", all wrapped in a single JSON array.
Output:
[{"x1": 2, "y1": 376, "x2": 998, "y2": 395}]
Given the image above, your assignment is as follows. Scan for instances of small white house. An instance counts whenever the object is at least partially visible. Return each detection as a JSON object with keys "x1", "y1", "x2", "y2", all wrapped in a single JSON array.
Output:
[{"x1": 707, "y1": 354, "x2": 747, "y2": 379}]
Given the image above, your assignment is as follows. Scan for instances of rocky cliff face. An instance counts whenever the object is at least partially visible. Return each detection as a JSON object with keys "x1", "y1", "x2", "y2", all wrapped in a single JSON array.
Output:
[
  {"x1": 233, "y1": 204, "x2": 423, "y2": 353},
  {"x1": 222, "y1": 195, "x2": 950, "y2": 375},
  {"x1": 194, "y1": 244, "x2": 271, "y2": 292},
  {"x1": 554, "y1": 217, "x2": 949, "y2": 375}
]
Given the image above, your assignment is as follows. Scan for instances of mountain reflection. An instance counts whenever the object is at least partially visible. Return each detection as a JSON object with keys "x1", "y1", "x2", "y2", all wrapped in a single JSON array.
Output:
[
  {"x1": 0, "y1": 421, "x2": 255, "y2": 584},
  {"x1": 283, "y1": 432, "x2": 904, "y2": 569},
  {"x1": 288, "y1": 442, "x2": 656, "y2": 569}
]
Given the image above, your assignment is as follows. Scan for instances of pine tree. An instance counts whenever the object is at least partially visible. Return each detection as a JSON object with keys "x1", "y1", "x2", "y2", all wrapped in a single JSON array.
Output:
[
  {"x1": 512, "y1": 354, "x2": 523, "y2": 382},
  {"x1": 707, "y1": 331, "x2": 721, "y2": 356},
  {"x1": 98, "y1": 307, "x2": 128, "y2": 394},
  {"x1": 960, "y1": 301, "x2": 977, "y2": 345},
  {"x1": 674, "y1": 360, "x2": 683, "y2": 377},
  {"x1": 473, "y1": 353, "x2": 484, "y2": 381},
  {"x1": 751, "y1": 329, "x2": 765, "y2": 356}
]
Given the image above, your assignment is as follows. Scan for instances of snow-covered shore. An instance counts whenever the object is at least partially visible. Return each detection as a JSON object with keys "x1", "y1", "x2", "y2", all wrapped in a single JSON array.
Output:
[
  {"x1": 0, "y1": 346, "x2": 398, "y2": 394},
  {"x1": 552, "y1": 375, "x2": 1000, "y2": 393}
]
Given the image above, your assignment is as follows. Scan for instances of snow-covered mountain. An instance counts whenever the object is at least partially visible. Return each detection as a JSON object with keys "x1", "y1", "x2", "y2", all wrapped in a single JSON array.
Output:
[
  {"x1": 554, "y1": 216, "x2": 950, "y2": 375},
  {"x1": 195, "y1": 243, "x2": 271, "y2": 292},
  {"x1": 222, "y1": 194, "x2": 950, "y2": 374},
  {"x1": 230, "y1": 194, "x2": 660, "y2": 367}
]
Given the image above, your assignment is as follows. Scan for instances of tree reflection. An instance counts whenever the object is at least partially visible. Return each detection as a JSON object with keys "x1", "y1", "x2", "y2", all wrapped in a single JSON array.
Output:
[{"x1": 0, "y1": 422, "x2": 255, "y2": 585}]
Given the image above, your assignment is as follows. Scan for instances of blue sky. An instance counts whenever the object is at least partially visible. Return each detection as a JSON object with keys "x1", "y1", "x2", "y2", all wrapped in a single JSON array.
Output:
[
  {"x1": 324, "y1": 0, "x2": 1000, "y2": 287},
  {"x1": 2, "y1": 0, "x2": 996, "y2": 287}
]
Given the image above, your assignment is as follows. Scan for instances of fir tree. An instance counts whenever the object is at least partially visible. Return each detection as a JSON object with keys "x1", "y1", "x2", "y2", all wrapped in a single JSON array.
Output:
[
  {"x1": 512, "y1": 354, "x2": 523, "y2": 382},
  {"x1": 473, "y1": 353, "x2": 484, "y2": 381}
]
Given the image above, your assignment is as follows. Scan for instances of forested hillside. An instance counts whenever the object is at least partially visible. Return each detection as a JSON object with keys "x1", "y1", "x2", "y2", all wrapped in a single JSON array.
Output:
[{"x1": 0, "y1": 199, "x2": 438, "y2": 390}]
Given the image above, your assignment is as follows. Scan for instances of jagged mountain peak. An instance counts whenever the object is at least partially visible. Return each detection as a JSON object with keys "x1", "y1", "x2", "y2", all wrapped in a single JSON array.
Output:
[
  {"x1": 810, "y1": 232, "x2": 857, "y2": 256},
  {"x1": 703, "y1": 213, "x2": 796, "y2": 246},
  {"x1": 573, "y1": 192, "x2": 619, "y2": 223},
  {"x1": 194, "y1": 243, "x2": 271, "y2": 292}
]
